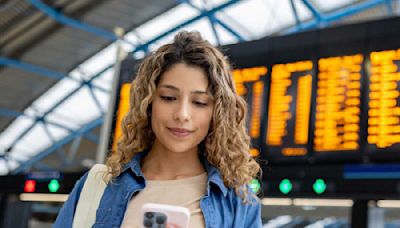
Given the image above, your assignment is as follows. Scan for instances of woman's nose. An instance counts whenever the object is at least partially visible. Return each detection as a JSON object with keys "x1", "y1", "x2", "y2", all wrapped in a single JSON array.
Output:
[{"x1": 173, "y1": 101, "x2": 191, "y2": 122}]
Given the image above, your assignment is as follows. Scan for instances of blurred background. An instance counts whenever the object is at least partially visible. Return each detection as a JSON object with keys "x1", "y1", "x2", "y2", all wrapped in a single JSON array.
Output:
[{"x1": 1, "y1": 0, "x2": 400, "y2": 227}]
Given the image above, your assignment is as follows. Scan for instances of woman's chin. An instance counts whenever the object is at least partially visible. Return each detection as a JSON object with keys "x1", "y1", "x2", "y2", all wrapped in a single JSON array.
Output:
[{"x1": 165, "y1": 144, "x2": 197, "y2": 154}]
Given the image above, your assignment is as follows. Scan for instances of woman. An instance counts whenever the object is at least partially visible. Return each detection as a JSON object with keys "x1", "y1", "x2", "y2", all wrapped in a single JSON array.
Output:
[{"x1": 54, "y1": 31, "x2": 262, "y2": 228}]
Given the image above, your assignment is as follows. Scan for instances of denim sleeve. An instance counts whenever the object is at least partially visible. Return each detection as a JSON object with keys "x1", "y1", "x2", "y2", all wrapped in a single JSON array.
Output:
[
  {"x1": 53, "y1": 172, "x2": 88, "y2": 228},
  {"x1": 244, "y1": 199, "x2": 262, "y2": 228}
]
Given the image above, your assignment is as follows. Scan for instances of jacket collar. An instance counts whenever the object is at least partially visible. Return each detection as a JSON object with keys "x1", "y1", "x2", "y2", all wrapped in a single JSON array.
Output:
[{"x1": 121, "y1": 149, "x2": 228, "y2": 197}]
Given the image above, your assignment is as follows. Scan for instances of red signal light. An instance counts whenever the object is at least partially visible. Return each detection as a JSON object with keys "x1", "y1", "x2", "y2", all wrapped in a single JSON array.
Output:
[{"x1": 24, "y1": 180, "x2": 36, "y2": 193}]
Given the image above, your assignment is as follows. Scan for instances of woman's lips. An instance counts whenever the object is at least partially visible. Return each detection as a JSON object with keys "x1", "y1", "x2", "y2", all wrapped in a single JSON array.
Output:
[{"x1": 168, "y1": 128, "x2": 192, "y2": 137}]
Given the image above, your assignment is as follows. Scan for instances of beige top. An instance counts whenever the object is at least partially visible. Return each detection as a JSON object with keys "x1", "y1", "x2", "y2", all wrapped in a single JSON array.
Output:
[{"x1": 120, "y1": 172, "x2": 208, "y2": 228}]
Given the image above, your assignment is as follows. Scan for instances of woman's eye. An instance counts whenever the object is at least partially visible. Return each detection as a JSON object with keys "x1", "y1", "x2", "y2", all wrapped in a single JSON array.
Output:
[
  {"x1": 160, "y1": 96, "x2": 175, "y2": 101},
  {"x1": 194, "y1": 101, "x2": 208, "y2": 107}
]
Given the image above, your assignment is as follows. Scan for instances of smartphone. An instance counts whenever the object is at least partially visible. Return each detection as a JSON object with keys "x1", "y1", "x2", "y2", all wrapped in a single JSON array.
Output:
[{"x1": 140, "y1": 203, "x2": 190, "y2": 228}]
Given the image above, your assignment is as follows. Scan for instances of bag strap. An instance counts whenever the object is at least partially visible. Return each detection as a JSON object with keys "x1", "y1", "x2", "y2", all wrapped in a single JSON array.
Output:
[{"x1": 72, "y1": 164, "x2": 108, "y2": 228}]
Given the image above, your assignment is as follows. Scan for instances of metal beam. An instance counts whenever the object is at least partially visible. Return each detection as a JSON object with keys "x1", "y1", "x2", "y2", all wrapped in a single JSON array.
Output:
[
  {"x1": 5, "y1": 64, "x2": 112, "y2": 151},
  {"x1": 29, "y1": 0, "x2": 118, "y2": 41},
  {"x1": 132, "y1": 0, "x2": 241, "y2": 54},
  {"x1": 290, "y1": 0, "x2": 302, "y2": 28},
  {"x1": 200, "y1": 0, "x2": 221, "y2": 45},
  {"x1": 0, "y1": 56, "x2": 72, "y2": 81},
  {"x1": 0, "y1": 56, "x2": 109, "y2": 93},
  {"x1": 42, "y1": 122, "x2": 70, "y2": 165},
  {"x1": 302, "y1": 0, "x2": 323, "y2": 22},
  {"x1": 284, "y1": 0, "x2": 386, "y2": 34},
  {"x1": 208, "y1": 14, "x2": 222, "y2": 46},
  {"x1": 0, "y1": 108, "x2": 99, "y2": 145},
  {"x1": 212, "y1": 16, "x2": 245, "y2": 42},
  {"x1": 11, "y1": 117, "x2": 104, "y2": 174},
  {"x1": 83, "y1": 132, "x2": 99, "y2": 144},
  {"x1": 323, "y1": 0, "x2": 386, "y2": 22},
  {"x1": 211, "y1": 8, "x2": 251, "y2": 40},
  {"x1": 87, "y1": 84, "x2": 106, "y2": 115},
  {"x1": 181, "y1": 0, "x2": 245, "y2": 42},
  {"x1": 0, "y1": 108, "x2": 72, "y2": 132},
  {"x1": 67, "y1": 136, "x2": 83, "y2": 165}
]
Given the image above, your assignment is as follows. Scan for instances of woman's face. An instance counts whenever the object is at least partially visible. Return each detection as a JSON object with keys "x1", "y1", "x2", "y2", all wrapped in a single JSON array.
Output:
[{"x1": 151, "y1": 63, "x2": 214, "y2": 154}]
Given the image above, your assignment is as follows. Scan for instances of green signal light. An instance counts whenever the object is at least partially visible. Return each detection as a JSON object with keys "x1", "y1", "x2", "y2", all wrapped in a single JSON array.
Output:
[
  {"x1": 48, "y1": 179, "x2": 60, "y2": 193},
  {"x1": 249, "y1": 179, "x2": 261, "y2": 193},
  {"x1": 279, "y1": 179, "x2": 292, "y2": 194},
  {"x1": 313, "y1": 179, "x2": 326, "y2": 194}
]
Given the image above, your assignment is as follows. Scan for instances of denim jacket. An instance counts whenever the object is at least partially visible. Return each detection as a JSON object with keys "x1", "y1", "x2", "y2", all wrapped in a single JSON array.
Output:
[{"x1": 53, "y1": 151, "x2": 262, "y2": 228}]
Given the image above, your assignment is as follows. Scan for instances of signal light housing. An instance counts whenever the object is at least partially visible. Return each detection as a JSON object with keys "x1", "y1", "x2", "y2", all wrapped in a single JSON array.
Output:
[{"x1": 24, "y1": 180, "x2": 36, "y2": 193}]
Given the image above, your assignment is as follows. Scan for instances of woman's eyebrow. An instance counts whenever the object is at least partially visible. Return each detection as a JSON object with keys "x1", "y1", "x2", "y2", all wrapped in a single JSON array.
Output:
[{"x1": 159, "y1": 84, "x2": 209, "y2": 95}]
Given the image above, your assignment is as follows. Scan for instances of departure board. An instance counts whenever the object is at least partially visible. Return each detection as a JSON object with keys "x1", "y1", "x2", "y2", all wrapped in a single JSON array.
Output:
[
  {"x1": 367, "y1": 48, "x2": 400, "y2": 154},
  {"x1": 108, "y1": 16, "x2": 400, "y2": 168},
  {"x1": 314, "y1": 54, "x2": 363, "y2": 152},
  {"x1": 232, "y1": 66, "x2": 268, "y2": 157},
  {"x1": 112, "y1": 83, "x2": 130, "y2": 151},
  {"x1": 266, "y1": 60, "x2": 313, "y2": 157},
  {"x1": 109, "y1": 56, "x2": 138, "y2": 152}
]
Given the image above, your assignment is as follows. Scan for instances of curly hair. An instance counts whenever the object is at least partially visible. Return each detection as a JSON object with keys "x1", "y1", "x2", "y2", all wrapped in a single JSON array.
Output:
[{"x1": 106, "y1": 31, "x2": 261, "y2": 203}]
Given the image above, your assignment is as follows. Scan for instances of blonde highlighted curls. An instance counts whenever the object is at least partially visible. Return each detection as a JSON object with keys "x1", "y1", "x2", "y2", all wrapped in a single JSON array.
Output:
[{"x1": 106, "y1": 31, "x2": 261, "y2": 203}]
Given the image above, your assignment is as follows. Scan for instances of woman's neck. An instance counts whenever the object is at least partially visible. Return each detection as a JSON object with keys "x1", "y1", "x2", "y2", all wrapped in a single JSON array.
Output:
[{"x1": 141, "y1": 144, "x2": 205, "y2": 181}]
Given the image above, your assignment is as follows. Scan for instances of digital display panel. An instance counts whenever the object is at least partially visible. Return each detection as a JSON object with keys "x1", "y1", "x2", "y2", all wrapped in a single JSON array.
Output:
[
  {"x1": 112, "y1": 83, "x2": 130, "y2": 151},
  {"x1": 367, "y1": 48, "x2": 400, "y2": 153},
  {"x1": 109, "y1": 17, "x2": 400, "y2": 167},
  {"x1": 314, "y1": 54, "x2": 363, "y2": 152},
  {"x1": 232, "y1": 66, "x2": 268, "y2": 157},
  {"x1": 266, "y1": 60, "x2": 313, "y2": 157}
]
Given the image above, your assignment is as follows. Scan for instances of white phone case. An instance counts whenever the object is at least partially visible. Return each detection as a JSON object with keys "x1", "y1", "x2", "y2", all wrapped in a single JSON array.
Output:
[{"x1": 140, "y1": 203, "x2": 190, "y2": 228}]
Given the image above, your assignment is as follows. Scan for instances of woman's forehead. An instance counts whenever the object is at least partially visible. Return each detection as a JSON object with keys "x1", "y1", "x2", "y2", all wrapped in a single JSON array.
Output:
[{"x1": 158, "y1": 63, "x2": 209, "y2": 91}]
